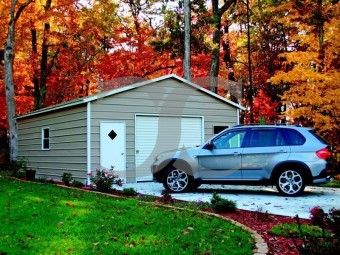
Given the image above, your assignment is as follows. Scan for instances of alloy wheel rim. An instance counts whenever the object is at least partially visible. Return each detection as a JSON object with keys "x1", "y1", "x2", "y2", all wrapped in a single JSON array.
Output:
[
  {"x1": 279, "y1": 170, "x2": 303, "y2": 195},
  {"x1": 167, "y1": 169, "x2": 188, "y2": 192}
]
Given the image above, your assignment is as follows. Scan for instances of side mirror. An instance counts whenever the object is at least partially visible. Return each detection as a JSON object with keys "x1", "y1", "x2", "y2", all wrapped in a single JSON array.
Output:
[{"x1": 205, "y1": 141, "x2": 214, "y2": 150}]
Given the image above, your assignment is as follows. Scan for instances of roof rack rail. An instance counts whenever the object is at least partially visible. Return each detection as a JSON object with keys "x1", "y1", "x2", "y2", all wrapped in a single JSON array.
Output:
[{"x1": 233, "y1": 123, "x2": 302, "y2": 127}]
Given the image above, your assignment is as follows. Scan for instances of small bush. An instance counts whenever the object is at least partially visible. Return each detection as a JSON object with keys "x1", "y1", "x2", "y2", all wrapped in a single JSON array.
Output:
[
  {"x1": 122, "y1": 187, "x2": 138, "y2": 196},
  {"x1": 89, "y1": 167, "x2": 122, "y2": 193},
  {"x1": 289, "y1": 209, "x2": 340, "y2": 255},
  {"x1": 62, "y1": 172, "x2": 73, "y2": 186},
  {"x1": 3, "y1": 159, "x2": 28, "y2": 177},
  {"x1": 158, "y1": 189, "x2": 175, "y2": 204},
  {"x1": 269, "y1": 223, "x2": 331, "y2": 238},
  {"x1": 327, "y1": 207, "x2": 340, "y2": 237},
  {"x1": 210, "y1": 192, "x2": 237, "y2": 213},
  {"x1": 72, "y1": 180, "x2": 84, "y2": 187},
  {"x1": 310, "y1": 206, "x2": 326, "y2": 227}
]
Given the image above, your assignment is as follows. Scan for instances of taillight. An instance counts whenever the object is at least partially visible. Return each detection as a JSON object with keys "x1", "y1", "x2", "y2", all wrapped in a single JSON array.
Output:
[{"x1": 316, "y1": 147, "x2": 332, "y2": 159}]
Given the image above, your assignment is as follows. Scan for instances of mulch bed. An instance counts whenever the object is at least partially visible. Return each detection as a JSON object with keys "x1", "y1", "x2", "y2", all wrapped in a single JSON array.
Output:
[{"x1": 223, "y1": 209, "x2": 310, "y2": 255}]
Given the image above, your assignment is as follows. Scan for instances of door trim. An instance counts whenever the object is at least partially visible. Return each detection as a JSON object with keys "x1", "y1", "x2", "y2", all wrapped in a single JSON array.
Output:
[{"x1": 100, "y1": 121, "x2": 126, "y2": 175}]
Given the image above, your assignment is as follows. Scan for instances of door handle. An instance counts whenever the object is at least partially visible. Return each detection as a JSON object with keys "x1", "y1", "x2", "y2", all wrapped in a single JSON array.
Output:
[
  {"x1": 233, "y1": 152, "x2": 241, "y2": 156},
  {"x1": 278, "y1": 150, "x2": 288, "y2": 153}
]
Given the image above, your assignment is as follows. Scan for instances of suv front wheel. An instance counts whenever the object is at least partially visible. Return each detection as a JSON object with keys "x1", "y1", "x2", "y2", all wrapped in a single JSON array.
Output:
[
  {"x1": 276, "y1": 169, "x2": 306, "y2": 196},
  {"x1": 163, "y1": 168, "x2": 192, "y2": 192}
]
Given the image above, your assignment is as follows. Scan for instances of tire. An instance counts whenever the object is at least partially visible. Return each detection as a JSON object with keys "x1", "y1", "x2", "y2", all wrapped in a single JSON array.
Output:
[
  {"x1": 275, "y1": 169, "x2": 305, "y2": 196},
  {"x1": 189, "y1": 181, "x2": 201, "y2": 191},
  {"x1": 163, "y1": 168, "x2": 191, "y2": 193}
]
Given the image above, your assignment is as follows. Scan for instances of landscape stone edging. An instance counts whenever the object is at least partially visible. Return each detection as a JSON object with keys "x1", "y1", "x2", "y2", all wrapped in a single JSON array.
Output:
[{"x1": 56, "y1": 184, "x2": 269, "y2": 255}]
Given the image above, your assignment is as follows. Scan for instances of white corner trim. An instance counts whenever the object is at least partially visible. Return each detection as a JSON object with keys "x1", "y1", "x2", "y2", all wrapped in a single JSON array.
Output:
[{"x1": 86, "y1": 102, "x2": 92, "y2": 185}]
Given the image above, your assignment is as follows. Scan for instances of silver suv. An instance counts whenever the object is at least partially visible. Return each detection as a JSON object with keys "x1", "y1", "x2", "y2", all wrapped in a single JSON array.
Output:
[{"x1": 152, "y1": 125, "x2": 334, "y2": 196}]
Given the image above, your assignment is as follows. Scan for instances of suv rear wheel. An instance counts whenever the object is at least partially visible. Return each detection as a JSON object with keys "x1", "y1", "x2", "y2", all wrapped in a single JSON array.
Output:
[
  {"x1": 163, "y1": 168, "x2": 191, "y2": 192},
  {"x1": 276, "y1": 169, "x2": 305, "y2": 196}
]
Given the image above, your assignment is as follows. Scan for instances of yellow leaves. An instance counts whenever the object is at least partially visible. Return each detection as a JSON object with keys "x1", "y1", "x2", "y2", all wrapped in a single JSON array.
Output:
[
  {"x1": 281, "y1": 51, "x2": 319, "y2": 65},
  {"x1": 270, "y1": 66, "x2": 325, "y2": 85}
]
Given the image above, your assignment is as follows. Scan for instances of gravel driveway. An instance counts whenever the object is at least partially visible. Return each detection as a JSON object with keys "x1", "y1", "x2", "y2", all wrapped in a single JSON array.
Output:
[{"x1": 118, "y1": 182, "x2": 340, "y2": 219}]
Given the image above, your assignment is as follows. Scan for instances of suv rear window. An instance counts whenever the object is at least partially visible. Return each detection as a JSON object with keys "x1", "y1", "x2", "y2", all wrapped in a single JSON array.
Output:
[
  {"x1": 284, "y1": 129, "x2": 306, "y2": 145},
  {"x1": 308, "y1": 130, "x2": 329, "y2": 145}
]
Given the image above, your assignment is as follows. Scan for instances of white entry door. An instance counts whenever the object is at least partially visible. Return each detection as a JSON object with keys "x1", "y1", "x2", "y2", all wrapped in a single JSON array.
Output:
[{"x1": 100, "y1": 122, "x2": 126, "y2": 174}]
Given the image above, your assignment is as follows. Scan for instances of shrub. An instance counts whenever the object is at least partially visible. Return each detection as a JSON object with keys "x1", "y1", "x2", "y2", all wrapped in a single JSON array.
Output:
[
  {"x1": 122, "y1": 187, "x2": 138, "y2": 196},
  {"x1": 158, "y1": 189, "x2": 175, "y2": 204},
  {"x1": 62, "y1": 172, "x2": 73, "y2": 186},
  {"x1": 327, "y1": 207, "x2": 340, "y2": 237},
  {"x1": 89, "y1": 167, "x2": 122, "y2": 193},
  {"x1": 3, "y1": 158, "x2": 28, "y2": 177},
  {"x1": 269, "y1": 223, "x2": 331, "y2": 238},
  {"x1": 289, "y1": 209, "x2": 340, "y2": 255},
  {"x1": 210, "y1": 192, "x2": 237, "y2": 213},
  {"x1": 72, "y1": 180, "x2": 84, "y2": 187},
  {"x1": 310, "y1": 206, "x2": 326, "y2": 228}
]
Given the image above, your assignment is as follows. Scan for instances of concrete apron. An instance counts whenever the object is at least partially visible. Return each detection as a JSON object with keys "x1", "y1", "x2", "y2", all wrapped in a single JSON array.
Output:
[{"x1": 117, "y1": 182, "x2": 340, "y2": 219}]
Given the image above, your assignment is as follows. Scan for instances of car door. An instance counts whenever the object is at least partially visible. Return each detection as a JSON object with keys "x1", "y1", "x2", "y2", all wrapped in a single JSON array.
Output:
[
  {"x1": 197, "y1": 129, "x2": 247, "y2": 180},
  {"x1": 241, "y1": 128, "x2": 290, "y2": 180}
]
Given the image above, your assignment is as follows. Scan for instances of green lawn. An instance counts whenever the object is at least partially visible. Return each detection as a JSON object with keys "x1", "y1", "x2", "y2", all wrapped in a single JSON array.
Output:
[
  {"x1": 321, "y1": 179, "x2": 340, "y2": 188},
  {"x1": 0, "y1": 177, "x2": 254, "y2": 255}
]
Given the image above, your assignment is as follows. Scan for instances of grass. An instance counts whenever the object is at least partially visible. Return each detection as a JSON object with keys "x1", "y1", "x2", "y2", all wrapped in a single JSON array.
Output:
[
  {"x1": 0, "y1": 177, "x2": 254, "y2": 255},
  {"x1": 320, "y1": 178, "x2": 340, "y2": 188},
  {"x1": 269, "y1": 223, "x2": 331, "y2": 238}
]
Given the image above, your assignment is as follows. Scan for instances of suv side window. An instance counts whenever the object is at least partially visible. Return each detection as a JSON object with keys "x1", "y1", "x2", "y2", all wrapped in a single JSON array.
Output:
[
  {"x1": 284, "y1": 129, "x2": 306, "y2": 145},
  {"x1": 247, "y1": 129, "x2": 287, "y2": 147},
  {"x1": 212, "y1": 130, "x2": 246, "y2": 149}
]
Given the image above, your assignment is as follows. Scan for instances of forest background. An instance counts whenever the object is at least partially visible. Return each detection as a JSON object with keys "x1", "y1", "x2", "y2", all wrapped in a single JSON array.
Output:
[{"x1": 0, "y1": 0, "x2": 339, "y2": 168}]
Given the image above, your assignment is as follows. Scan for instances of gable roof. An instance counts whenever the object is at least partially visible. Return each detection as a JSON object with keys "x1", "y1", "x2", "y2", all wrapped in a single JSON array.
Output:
[{"x1": 16, "y1": 74, "x2": 245, "y2": 119}]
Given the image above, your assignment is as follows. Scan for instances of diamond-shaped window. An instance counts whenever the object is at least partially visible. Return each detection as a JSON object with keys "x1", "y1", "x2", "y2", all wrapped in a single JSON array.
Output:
[{"x1": 108, "y1": 130, "x2": 117, "y2": 140}]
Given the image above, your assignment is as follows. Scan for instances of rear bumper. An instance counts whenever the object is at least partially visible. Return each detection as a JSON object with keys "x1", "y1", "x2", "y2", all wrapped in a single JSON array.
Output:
[{"x1": 312, "y1": 167, "x2": 336, "y2": 184}]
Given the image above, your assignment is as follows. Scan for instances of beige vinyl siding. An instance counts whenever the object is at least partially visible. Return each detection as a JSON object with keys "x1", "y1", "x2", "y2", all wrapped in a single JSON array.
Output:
[
  {"x1": 90, "y1": 79, "x2": 238, "y2": 182},
  {"x1": 17, "y1": 76, "x2": 240, "y2": 184},
  {"x1": 18, "y1": 106, "x2": 87, "y2": 182}
]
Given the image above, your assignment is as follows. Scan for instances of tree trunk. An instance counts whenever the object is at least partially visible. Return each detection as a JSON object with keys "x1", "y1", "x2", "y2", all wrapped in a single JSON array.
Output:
[
  {"x1": 4, "y1": 0, "x2": 18, "y2": 161},
  {"x1": 209, "y1": 0, "x2": 221, "y2": 93},
  {"x1": 4, "y1": 0, "x2": 33, "y2": 161},
  {"x1": 31, "y1": 29, "x2": 41, "y2": 109},
  {"x1": 38, "y1": 23, "x2": 50, "y2": 109},
  {"x1": 209, "y1": 0, "x2": 236, "y2": 93},
  {"x1": 183, "y1": 0, "x2": 191, "y2": 81},
  {"x1": 246, "y1": 0, "x2": 254, "y2": 123}
]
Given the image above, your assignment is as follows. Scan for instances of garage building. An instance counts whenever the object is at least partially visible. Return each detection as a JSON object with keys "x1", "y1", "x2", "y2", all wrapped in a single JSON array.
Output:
[{"x1": 16, "y1": 75, "x2": 244, "y2": 184}]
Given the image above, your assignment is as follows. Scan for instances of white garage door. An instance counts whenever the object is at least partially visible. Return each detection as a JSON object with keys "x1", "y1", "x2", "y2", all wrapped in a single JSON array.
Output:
[{"x1": 135, "y1": 115, "x2": 203, "y2": 181}]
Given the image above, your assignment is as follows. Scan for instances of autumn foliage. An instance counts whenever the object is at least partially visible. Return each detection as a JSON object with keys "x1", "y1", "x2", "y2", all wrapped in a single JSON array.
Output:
[{"x1": 0, "y1": 0, "x2": 339, "y2": 166}]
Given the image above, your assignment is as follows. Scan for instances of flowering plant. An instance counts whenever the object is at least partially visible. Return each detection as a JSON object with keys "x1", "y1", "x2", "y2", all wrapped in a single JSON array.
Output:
[{"x1": 90, "y1": 166, "x2": 122, "y2": 192}]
